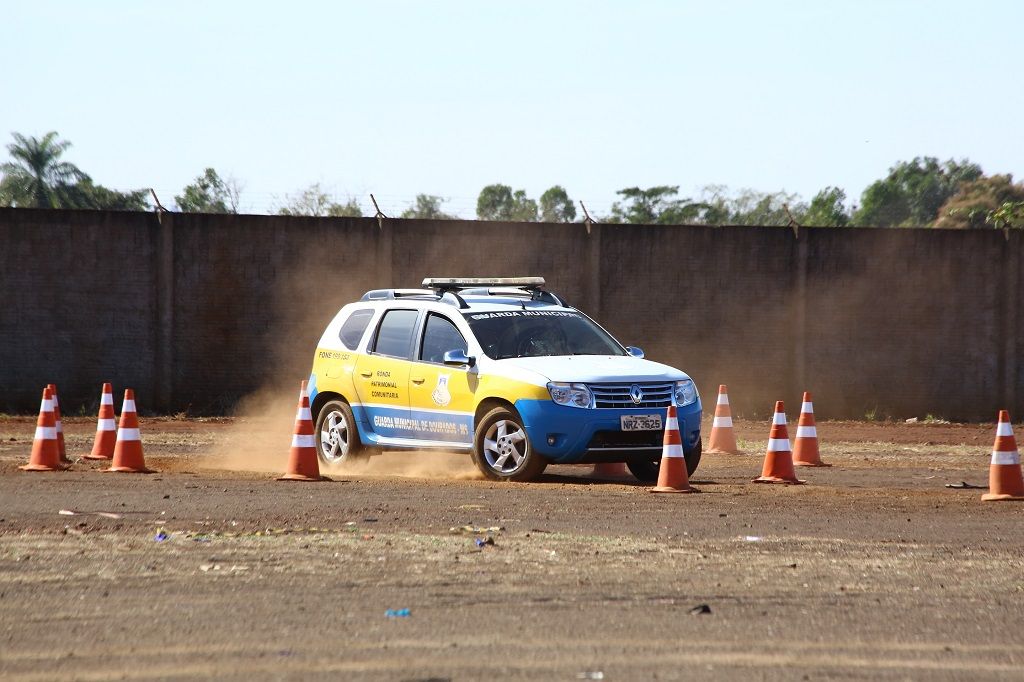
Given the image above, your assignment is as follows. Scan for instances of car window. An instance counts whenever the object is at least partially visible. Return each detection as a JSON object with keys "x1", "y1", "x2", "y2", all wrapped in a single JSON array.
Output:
[
  {"x1": 338, "y1": 309, "x2": 374, "y2": 350},
  {"x1": 372, "y1": 309, "x2": 419, "y2": 359},
  {"x1": 463, "y1": 310, "x2": 625, "y2": 359},
  {"x1": 419, "y1": 314, "x2": 468, "y2": 364}
]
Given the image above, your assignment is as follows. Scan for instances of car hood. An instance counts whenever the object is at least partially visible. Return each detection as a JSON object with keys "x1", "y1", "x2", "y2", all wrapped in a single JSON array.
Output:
[{"x1": 495, "y1": 355, "x2": 689, "y2": 384}]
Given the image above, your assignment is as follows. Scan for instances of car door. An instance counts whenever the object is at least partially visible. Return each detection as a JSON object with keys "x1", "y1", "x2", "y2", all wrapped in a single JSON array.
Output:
[
  {"x1": 407, "y1": 312, "x2": 477, "y2": 447},
  {"x1": 352, "y1": 308, "x2": 419, "y2": 442}
]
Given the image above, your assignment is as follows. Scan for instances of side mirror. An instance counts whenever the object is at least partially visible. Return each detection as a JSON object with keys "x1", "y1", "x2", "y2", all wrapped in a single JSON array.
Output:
[
  {"x1": 625, "y1": 346, "x2": 645, "y2": 359},
  {"x1": 443, "y1": 349, "x2": 476, "y2": 367}
]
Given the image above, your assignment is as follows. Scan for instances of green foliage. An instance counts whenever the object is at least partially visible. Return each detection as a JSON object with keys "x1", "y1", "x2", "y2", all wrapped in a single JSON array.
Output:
[
  {"x1": 62, "y1": 179, "x2": 150, "y2": 210},
  {"x1": 476, "y1": 184, "x2": 538, "y2": 221},
  {"x1": 853, "y1": 157, "x2": 982, "y2": 227},
  {"x1": 987, "y1": 201, "x2": 1024, "y2": 230},
  {"x1": 0, "y1": 131, "x2": 87, "y2": 208},
  {"x1": 935, "y1": 175, "x2": 1024, "y2": 229},
  {"x1": 538, "y1": 185, "x2": 576, "y2": 222},
  {"x1": 607, "y1": 186, "x2": 711, "y2": 224},
  {"x1": 175, "y1": 168, "x2": 237, "y2": 213},
  {"x1": 400, "y1": 194, "x2": 455, "y2": 219},
  {"x1": 721, "y1": 188, "x2": 804, "y2": 226},
  {"x1": 277, "y1": 183, "x2": 361, "y2": 217},
  {"x1": 801, "y1": 186, "x2": 850, "y2": 227}
]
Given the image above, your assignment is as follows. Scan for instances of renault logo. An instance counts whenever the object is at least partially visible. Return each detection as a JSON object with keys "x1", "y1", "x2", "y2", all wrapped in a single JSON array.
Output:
[{"x1": 630, "y1": 384, "x2": 644, "y2": 405}]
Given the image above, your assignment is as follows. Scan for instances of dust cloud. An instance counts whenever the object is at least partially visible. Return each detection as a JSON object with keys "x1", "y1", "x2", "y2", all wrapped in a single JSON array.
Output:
[{"x1": 205, "y1": 241, "x2": 481, "y2": 480}]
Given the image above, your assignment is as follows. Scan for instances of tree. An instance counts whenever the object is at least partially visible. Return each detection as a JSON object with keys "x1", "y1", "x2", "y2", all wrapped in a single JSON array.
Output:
[
  {"x1": 935, "y1": 175, "x2": 1024, "y2": 229},
  {"x1": 0, "y1": 131, "x2": 87, "y2": 208},
  {"x1": 987, "y1": 201, "x2": 1024, "y2": 230},
  {"x1": 276, "y1": 183, "x2": 362, "y2": 217},
  {"x1": 538, "y1": 185, "x2": 576, "y2": 222},
  {"x1": 175, "y1": 168, "x2": 235, "y2": 213},
  {"x1": 853, "y1": 157, "x2": 982, "y2": 227},
  {"x1": 799, "y1": 187, "x2": 850, "y2": 227},
  {"x1": 476, "y1": 184, "x2": 538, "y2": 221},
  {"x1": 64, "y1": 179, "x2": 150, "y2": 211},
  {"x1": 400, "y1": 194, "x2": 456, "y2": 219},
  {"x1": 608, "y1": 186, "x2": 709, "y2": 224}
]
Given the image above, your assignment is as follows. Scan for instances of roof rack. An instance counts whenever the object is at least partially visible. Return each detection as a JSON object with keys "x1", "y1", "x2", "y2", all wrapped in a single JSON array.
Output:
[
  {"x1": 360, "y1": 288, "x2": 469, "y2": 309},
  {"x1": 422, "y1": 277, "x2": 570, "y2": 308}
]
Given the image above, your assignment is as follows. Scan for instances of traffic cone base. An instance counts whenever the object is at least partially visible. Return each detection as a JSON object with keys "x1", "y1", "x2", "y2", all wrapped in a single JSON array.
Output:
[
  {"x1": 20, "y1": 388, "x2": 67, "y2": 472},
  {"x1": 592, "y1": 462, "x2": 629, "y2": 479},
  {"x1": 279, "y1": 381, "x2": 329, "y2": 482},
  {"x1": 753, "y1": 401, "x2": 805, "y2": 484},
  {"x1": 981, "y1": 411, "x2": 1024, "y2": 502},
  {"x1": 105, "y1": 390, "x2": 154, "y2": 473},
  {"x1": 706, "y1": 385, "x2": 743, "y2": 455},
  {"x1": 649, "y1": 405, "x2": 696, "y2": 494}
]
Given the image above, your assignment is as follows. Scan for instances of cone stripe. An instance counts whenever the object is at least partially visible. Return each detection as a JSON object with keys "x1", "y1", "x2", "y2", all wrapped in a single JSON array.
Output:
[
  {"x1": 713, "y1": 416, "x2": 733, "y2": 428},
  {"x1": 997, "y1": 422, "x2": 1013, "y2": 437},
  {"x1": 97, "y1": 419, "x2": 117, "y2": 431},
  {"x1": 123, "y1": 399, "x2": 136, "y2": 413},
  {"x1": 34, "y1": 426, "x2": 57, "y2": 439},
  {"x1": 801, "y1": 402, "x2": 813, "y2": 413},
  {"x1": 42, "y1": 398, "x2": 53, "y2": 411},
  {"x1": 101, "y1": 393, "x2": 114, "y2": 405},
  {"x1": 117, "y1": 428, "x2": 141, "y2": 441},
  {"x1": 292, "y1": 434, "x2": 316, "y2": 448},
  {"x1": 768, "y1": 438, "x2": 791, "y2": 451},
  {"x1": 297, "y1": 407, "x2": 312, "y2": 421},
  {"x1": 56, "y1": 420, "x2": 64, "y2": 434},
  {"x1": 795, "y1": 425, "x2": 817, "y2": 438},
  {"x1": 665, "y1": 415, "x2": 679, "y2": 431},
  {"x1": 772, "y1": 411, "x2": 786, "y2": 425},
  {"x1": 717, "y1": 393, "x2": 729, "y2": 406},
  {"x1": 992, "y1": 450, "x2": 1020, "y2": 465}
]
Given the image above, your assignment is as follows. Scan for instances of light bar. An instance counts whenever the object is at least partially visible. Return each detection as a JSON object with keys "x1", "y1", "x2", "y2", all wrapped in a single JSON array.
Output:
[{"x1": 422, "y1": 277, "x2": 545, "y2": 289}]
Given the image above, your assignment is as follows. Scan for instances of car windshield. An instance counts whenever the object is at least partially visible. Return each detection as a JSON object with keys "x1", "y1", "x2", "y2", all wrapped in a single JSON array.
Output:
[{"x1": 463, "y1": 310, "x2": 625, "y2": 359}]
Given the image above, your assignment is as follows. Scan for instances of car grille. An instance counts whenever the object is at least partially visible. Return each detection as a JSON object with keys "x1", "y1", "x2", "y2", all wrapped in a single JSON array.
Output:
[{"x1": 588, "y1": 382, "x2": 675, "y2": 409}]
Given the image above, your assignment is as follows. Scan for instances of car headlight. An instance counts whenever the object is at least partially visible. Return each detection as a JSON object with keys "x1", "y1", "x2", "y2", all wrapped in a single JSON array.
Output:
[
  {"x1": 674, "y1": 379, "x2": 697, "y2": 406},
  {"x1": 547, "y1": 382, "x2": 593, "y2": 409}
]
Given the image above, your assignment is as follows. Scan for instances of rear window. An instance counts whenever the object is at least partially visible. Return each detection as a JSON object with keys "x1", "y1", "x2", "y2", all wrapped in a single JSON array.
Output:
[
  {"x1": 373, "y1": 309, "x2": 419, "y2": 359},
  {"x1": 339, "y1": 309, "x2": 374, "y2": 350}
]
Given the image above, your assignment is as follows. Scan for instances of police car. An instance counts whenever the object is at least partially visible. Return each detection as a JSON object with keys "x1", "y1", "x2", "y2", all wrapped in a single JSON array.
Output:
[{"x1": 307, "y1": 277, "x2": 702, "y2": 482}]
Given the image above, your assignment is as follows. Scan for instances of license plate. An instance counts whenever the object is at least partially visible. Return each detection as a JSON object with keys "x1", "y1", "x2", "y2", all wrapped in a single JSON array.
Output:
[{"x1": 620, "y1": 414, "x2": 662, "y2": 431}]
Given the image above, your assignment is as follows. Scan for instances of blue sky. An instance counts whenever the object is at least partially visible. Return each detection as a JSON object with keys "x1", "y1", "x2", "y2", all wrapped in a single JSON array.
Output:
[{"x1": 3, "y1": 1, "x2": 1021, "y2": 217}]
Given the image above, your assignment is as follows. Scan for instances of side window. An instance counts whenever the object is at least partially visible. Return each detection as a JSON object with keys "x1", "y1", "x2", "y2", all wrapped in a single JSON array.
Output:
[
  {"x1": 338, "y1": 309, "x2": 374, "y2": 350},
  {"x1": 372, "y1": 309, "x2": 419, "y2": 359},
  {"x1": 420, "y1": 314, "x2": 468, "y2": 364}
]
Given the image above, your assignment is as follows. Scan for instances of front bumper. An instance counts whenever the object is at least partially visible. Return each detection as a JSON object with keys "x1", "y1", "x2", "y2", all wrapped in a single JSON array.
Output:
[{"x1": 514, "y1": 398, "x2": 702, "y2": 464}]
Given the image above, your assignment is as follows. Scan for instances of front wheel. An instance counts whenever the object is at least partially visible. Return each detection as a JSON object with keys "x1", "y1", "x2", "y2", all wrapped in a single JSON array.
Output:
[
  {"x1": 471, "y1": 406, "x2": 548, "y2": 482},
  {"x1": 627, "y1": 438, "x2": 702, "y2": 483},
  {"x1": 315, "y1": 400, "x2": 369, "y2": 466}
]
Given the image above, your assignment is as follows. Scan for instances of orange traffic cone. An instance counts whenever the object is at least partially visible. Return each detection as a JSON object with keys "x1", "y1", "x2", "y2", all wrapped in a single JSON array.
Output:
[
  {"x1": 105, "y1": 389, "x2": 154, "y2": 473},
  {"x1": 84, "y1": 383, "x2": 117, "y2": 460},
  {"x1": 981, "y1": 410, "x2": 1024, "y2": 502},
  {"x1": 592, "y1": 462, "x2": 629, "y2": 479},
  {"x1": 650, "y1": 405, "x2": 696, "y2": 493},
  {"x1": 793, "y1": 392, "x2": 829, "y2": 467},
  {"x1": 753, "y1": 401, "x2": 805, "y2": 484},
  {"x1": 706, "y1": 384, "x2": 743, "y2": 455},
  {"x1": 47, "y1": 383, "x2": 71, "y2": 464},
  {"x1": 279, "y1": 381, "x2": 328, "y2": 481},
  {"x1": 20, "y1": 387, "x2": 66, "y2": 471}
]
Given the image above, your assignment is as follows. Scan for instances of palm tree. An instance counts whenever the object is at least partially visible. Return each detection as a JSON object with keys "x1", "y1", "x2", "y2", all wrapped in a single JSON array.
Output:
[{"x1": 0, "y1": 131, "x2": 88, "y2": 208}]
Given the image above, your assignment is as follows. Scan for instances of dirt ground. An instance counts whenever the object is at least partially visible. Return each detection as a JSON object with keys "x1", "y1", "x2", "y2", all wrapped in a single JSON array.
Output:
[{"x1": 1, "y1": 415, "x2": 1023, "y2": 680}]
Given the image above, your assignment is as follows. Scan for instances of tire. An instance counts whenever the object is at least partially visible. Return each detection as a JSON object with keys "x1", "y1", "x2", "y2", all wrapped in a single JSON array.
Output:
[
  {"x1": 315, "y1": 399, "x2": 369, "y2": 466},
  {"x1": 471, "y1": 406, "x2": 548, "y2": 482},
  {"x1": 627, "y1": 438, "x2": 702, "y2": 483}
]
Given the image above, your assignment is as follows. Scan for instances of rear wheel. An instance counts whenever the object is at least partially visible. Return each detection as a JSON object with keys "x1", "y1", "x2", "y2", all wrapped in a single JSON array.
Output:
[
  {"x1": 627, "y1": 438, "x2": 702, "y2": 482},
  {"x1": 315, "y1": 400, "x2": 369, "y2": 466},
  {"x1": 472, "y1": 406, "x2": 548, "y2": 482}
]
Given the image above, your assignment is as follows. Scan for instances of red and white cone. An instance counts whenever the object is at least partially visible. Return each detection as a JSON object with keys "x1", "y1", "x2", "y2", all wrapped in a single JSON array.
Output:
[
  {"x1": 105, "y1": 389, "x2": 154, "y2": 473},
  {"x1": 591, "y1": 462, "x2": 629, "y2": 479},
  {"x1": 706, "y1": 385, "x2": 742, "y2": 455},
  {"x1": 20, "y1": 387, "x2": 66, "y2": 471},
  {"x1": 47, "y1": 383, "x2": 71, "y2": 464},
  {"x1": 792, "y1": 392, "x2": 829, "y2": 467},
  {"x1": 650, "y1": 405, "x2": 696, "y2": 494},
  {"x1": 85, "y1": 383, "x2": 117, "y2": 460},
  {"x1": 981, "y1": 410, "x2": 1024, "y2": 502},
  {"x1": 279, "y1": 380, "x2": 328, "y2": 481},
  {"x1": 753, "y1": 401, "x2": 805, "y2": 484}
]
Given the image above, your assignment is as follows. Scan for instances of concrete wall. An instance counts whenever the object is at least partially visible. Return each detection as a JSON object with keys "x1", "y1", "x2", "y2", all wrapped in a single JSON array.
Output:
[{"x1": 1, "y1": 207, "x2": 1020, "y2": 420}]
